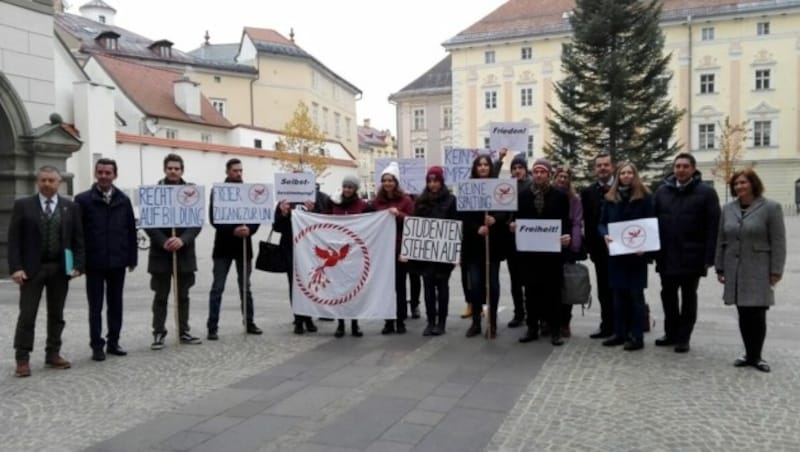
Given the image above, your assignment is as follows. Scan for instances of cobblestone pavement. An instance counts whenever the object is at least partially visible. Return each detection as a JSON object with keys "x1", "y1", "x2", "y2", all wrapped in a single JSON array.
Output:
[{"x1": 1, "y1": 218, "x2": 799, "y2": 451}]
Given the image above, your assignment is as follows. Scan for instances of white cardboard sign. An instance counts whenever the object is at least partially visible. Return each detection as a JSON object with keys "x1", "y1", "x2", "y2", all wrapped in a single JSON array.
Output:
[
  {"x1": 211, "y1": 183, "x2": 275, "y2": 224},
  {"x1": 443, "y1": 148, "x2": 497, "y2": 184},
  {"x1": 489, "y1": 122, "x2": 529, "y2": 153},
  {"x1": 274, "y1": 172, "x2": 316, "y2": 203},
  {"x1": 456, "y1": 179, "x2": 518, "y2": 212},
  {"x1": 607, "y1": 217, "x2": 661, "y2": 256},
  {"x1": 374, "y1": 158, "x2": 426, "y2": 194},
  {"x1": 515, "y1": 219, "x2": 562, "y2": 252},
  {"x1": 138, "y1": 184, "x2": 205, "y2": 228},
  {"x1": 400, "y1": 217, "x2": 462, "y2": 264}
]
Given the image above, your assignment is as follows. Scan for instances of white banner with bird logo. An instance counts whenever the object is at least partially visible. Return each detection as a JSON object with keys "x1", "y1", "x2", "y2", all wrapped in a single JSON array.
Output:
[{"x1": 291, "y1": 210, "x2": 396, "y2": 319}]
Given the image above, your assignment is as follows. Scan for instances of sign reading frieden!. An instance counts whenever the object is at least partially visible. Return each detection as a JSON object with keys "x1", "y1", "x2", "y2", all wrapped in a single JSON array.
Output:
[
  {"x1": 456, "y1": 179, "x2": 518, "y2": 211},
  {"x1": 211, "y1": 183, "x2": 275, "y2": 224},
  {"x1": 515, "y1": 219, "x2": 562, "y2": 252},
  {"x1": 489, "y1": 122, "x2": 529, "y2": 153},
  {"x1": 608, "y1": 217, "x2": 660, "y2": 256},
  {"x1": 138, "y1": 185, "x2": 205, "y2": 228},
  {"x1": 400, "y1": 217, "x2": 462, "y2": 264},
  {"x1": 274, "y1": 172, "x2": 316, "y2": 203}
]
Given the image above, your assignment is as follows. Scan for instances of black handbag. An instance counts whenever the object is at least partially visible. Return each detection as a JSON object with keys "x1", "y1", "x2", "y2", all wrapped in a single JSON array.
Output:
[{"x1": 255, "y1": 230, "x2": 288, "y2": 273}]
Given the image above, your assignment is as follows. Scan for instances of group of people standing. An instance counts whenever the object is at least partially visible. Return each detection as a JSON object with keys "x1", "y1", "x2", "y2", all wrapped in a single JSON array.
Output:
[{"x1": 7, "y1": 149, "x2": 786, "y2": 378}]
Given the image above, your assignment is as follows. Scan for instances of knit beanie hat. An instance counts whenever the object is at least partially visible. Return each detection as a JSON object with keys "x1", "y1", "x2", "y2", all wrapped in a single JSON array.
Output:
[
  {"x1": 510, "y1": 153, "x2": 528, "y2": 169},
  {"x1": 342, "y1": 174, "x2": 360, "y2": 189},
  {"x1": 426, "y1": 166, "x2": 445, "y2": 183},
  {"x1": 381, "y1": 161, "x2": 400, "y2": 182},
  {"x1": 532, "y1": 158, "x2": 553, "y2": 174}
]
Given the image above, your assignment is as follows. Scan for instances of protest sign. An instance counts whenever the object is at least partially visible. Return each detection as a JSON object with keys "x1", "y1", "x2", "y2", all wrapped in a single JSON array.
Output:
[
  {"x1": 456, "y1": 179, "x2": 517, "y2": 211},
  {"x1": 211, "y1": 183, "x2": 275, "y2": 224},
  {"x1": 138, "y1": 184, "x2": 205, "y2": 228},
  {"x1": 489, "y1": 122, "x2": 529, "y2": 153},
  {"x1": 608, "y1": 217, "x2": 660, "y2": 256},
  {"x1": 400, "y1": 217, "x2": 462, "y2": 264},
  {"x1": 515, "y1": 219, "x2": 562, "y2": 252},
  {"x1": 275, "y1": 172, "x2": 316, "y2": 203},
  {"x1": 443, "y1": 148, "x2": 497, "y2": 184},
  {"x1": 374, "y1": 158, "x2": 426, "y2": 194}
]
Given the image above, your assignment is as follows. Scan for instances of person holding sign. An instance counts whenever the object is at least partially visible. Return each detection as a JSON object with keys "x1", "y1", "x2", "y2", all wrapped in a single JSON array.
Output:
[
  {"x1": 505, "y1": 153, "x2": 532, "y2": 329},
  {"x1": 510, "y1": 159, "x2": 571, "y2": 346},
  {"x1": 146, "y1": 154, "x2": 203, "y2": 350},
  {"x1": 598, "y1": 162, "x2": 654, "y2": 351},
  {"x1": 371, "y1": 162, "x2": 414, "y2": 335},
  {"x1": 461, "y1": 155, "x2": 509, "y2": 339},
  {"x1": 9, "y1": 166, "x2": 85, "y2": 377},
  {"x1": 410, "y1": 166, "x2": 459, "y2": 336},
  {"x1": 715, "y1": 168, "x2": 786, "y2": 373},
  {"x1": 553, "y1": 166, "x2": 585, "y2": 338},
  {"x1": 206, "y1": 159, "x2": 263, "y2": 340}
]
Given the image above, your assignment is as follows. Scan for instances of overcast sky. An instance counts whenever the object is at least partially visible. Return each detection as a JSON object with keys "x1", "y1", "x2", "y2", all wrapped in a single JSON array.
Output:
[{"x1": 65, "y1": 0, "x2": 507, "y2": 134}]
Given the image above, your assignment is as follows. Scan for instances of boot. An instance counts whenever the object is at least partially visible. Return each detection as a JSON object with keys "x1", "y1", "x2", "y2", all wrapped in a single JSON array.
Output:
[
  {"x1": 381, "y1": 320, "x2": 395, "y2": 335},
  {"x1": 411, "y1": 304, "x2": 421, "y2": 319},
  {"x1": 396, "y1": 320, "x2": 407, "y2": 334},
  {"x1": 304, "y1": 318, "x2": 318, "y2": 333},
  {"x1": 334, "y1": 320, "x2": 345, "y2": 338},
  {"x1": 465, "y1": 321, "x2": 481, "y2": 338},
  {"x1": 461, "y1": 304, "x2": 473, "y2": 319},
  {"x1": 519, "y1": 327, "x2": 539, "y2": 343},
  {"x1": 351, "y1": 320, "x2": 363, "y2": 337},
  {"x1": 508, "y1": 316, "x2": 524, "y2": 328},
  {"x1": 432, "y1": 317, "x2": 446, "y2": 336},
  {"x1": 551, "y1": 333, "x2": 564, "y2": 346},
  {"x1": 423, "y1": 321, "x2": 435, "y2": 337}
]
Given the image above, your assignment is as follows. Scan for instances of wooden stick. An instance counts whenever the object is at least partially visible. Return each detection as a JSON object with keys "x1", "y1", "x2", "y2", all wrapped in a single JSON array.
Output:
[
  {"x1": 484, "y1": 213, "x2": 493, "y2": 340},
  {"x1": 242, "y1": 236, "x2": 248, "y2": 333},
  {"x1": 171, "y1": 227, "x2": 180, "y2": 346}
]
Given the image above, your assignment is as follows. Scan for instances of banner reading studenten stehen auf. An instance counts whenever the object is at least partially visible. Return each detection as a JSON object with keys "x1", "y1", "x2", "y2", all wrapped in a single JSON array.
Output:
[
  {"x1": 211, "y1": 183, "x2": 275, "y2": 224},
  {"x1": 400, "y1": 216, "x2": 462, "y2": 264},
  {"x1": 138, "y1": 184, "x2": 205, "y2": 228}
]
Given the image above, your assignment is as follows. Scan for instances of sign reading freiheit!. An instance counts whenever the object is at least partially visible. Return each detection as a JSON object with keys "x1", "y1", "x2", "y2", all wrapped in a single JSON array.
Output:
[
  {"x1": 275, "y1": 172, "x2": 316, "y2": 203},
  {"x1": 456, "y1": 179, "x2": 518, "y2": 212},
  {"x1": 211, "y1": 183, "x2": 275, "y2": 224},
  {"x1": 138, "y1": 184, "x2": 205, "y2": 228},
  {"x1": 400, "y1": 217, "x2": 462, "y2": 264},
  {"x1": 515, "y1": 219, "x2": 562, "y2": 252}
]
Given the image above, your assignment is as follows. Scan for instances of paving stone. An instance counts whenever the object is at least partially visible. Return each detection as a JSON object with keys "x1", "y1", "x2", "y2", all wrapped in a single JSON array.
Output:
[
  {"x1": 159, "y1": 430, "x2": 213, "y2": 451},
  {"x1": 380, "y1": 421, "x2": 431, "y2": 444},
  {"x1": 91, "y1": 413, "x2": 206, "y2": 451},
  {"x1": 458, "y1": 382, "x2": 527, "y2": 413},
  {"x1": 174, "y1": 388, "x2": 264, "y2": 417},
  {"x1": 188, "y1": 416, "x2": 243, "y2": 435},
  {"x1": 378, "y1": 376, "x2": 438, "y2": 400},
  {"x1": 266, "y1": 385, "x2": 343, "y2": 417},
  {"x1": 317, "y1": 365, "x2": 380, "y2": 388},
  {"x1": 190, "y1": 414, "x2": 298, "y2": 452},
  {"x1": 402, "y1": 409, "x2": 446, "y2": 426},
  {"x1": 416, "y1": 395, "x2": 460, "y2": 413},
  {"x1": 365, "y1": 441, "x2": 414, "y2": 452},
  {"x1": 415, "y1": 407, "x2": 505, "y2": 452},
  {"x1": 222, "y1": 400, "x2": 272, "y2": 418},
  {"x1": 432, "y1": 382, "x2": 472, "y2": 398},
  {"x1": 230, "y1": 374, "x2": 289, "y2": 391},
  {"x1": 311, "y1": 396, "x2": 417, "y2": 449}
]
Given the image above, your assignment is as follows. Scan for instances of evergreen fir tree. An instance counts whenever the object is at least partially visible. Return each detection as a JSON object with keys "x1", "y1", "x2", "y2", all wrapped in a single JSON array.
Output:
[{"x1": 545, "y1": 0, "x2": 683, "y2": 181}]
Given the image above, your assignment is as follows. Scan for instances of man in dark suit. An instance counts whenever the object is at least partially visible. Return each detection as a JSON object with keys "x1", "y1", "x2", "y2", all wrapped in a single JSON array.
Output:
[
  {"x1": 75, "y1": 158, "x2": 138, "y2": 361},
  {"x1": 581, "y1": 152, "x2": 615, "y2": 338},
  {"x1": 146, "y1": 154, "x2": 202, "y2": 350},
  {"x1": 8, "y1": 166, "x2": 85, "y2": 377}
]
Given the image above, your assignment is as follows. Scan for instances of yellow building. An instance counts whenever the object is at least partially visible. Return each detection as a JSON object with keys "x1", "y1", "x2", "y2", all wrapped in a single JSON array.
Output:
[{"x1": 438, "y1": 0, "x2": 800, "y2": 206}]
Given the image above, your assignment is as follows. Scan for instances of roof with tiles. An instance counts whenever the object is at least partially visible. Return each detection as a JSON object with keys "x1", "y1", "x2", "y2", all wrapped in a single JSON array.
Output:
[
  {"x1": 358, "y1": 125, "x2": 393, "y2": 147},
  {"x1": 390, "y1": 55, "x2": 451, "y2": 99},
  {"x1": 187, "y1": 43, "x2": 240, "y2": 63},
  {"x1": 93, "y1": 54, "x2": 232, "y2": 128},
  {"x1": 445, "y1": 0, "x2": 790, "y2": 46}
]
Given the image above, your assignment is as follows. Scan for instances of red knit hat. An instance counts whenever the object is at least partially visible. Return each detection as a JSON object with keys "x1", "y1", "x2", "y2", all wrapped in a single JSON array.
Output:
[{"x1": 426, "y1": 166, "x2": 445, "y2": 183}]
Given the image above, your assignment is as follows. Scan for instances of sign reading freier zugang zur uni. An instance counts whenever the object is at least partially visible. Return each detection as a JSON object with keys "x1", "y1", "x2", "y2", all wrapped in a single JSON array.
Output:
[
  {"x1": 138, "y1": 185, "x2": 206, "y2": 228},
  {"x1": 211, "y1": 183, "x2": 275, "y2": 224},
  {"x1": 400, "y1": 217, "x2": 463, "y2": 264}
]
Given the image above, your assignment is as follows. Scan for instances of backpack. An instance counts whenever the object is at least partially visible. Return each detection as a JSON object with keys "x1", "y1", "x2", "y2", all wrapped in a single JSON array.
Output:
[{"x1": 562, "y1": 262, "x2": 592, "y2": 313}]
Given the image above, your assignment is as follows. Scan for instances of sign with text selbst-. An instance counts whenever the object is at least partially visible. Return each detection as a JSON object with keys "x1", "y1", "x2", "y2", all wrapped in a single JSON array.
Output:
[
  {"x1": 211, "y1": 183, "x2": 275, "y2": 224},
  {"x1": 400, "y1": 216, "x2": 462, "y2": 264},
  {"x1": 138, "y1": 184, "x2": 205, "y2": 228},
  {"x1": 456, "y1": 179, "x2": 518, "y2": 212},
  {"x1": 489, "y1": 122, "x2": 529, "y2": 153},
  {"x1": 515, "y1": 219, "x2": 562, "y2": 252},
  {"x1": 374, "y1": 158, "x2": 426, "y2": 194},
  {"x1": 443, "y1": 148, "x2": 497, "y2": 184},
  {"x1": 274, "y1": 172, "x2": 316, "y2": 203}
]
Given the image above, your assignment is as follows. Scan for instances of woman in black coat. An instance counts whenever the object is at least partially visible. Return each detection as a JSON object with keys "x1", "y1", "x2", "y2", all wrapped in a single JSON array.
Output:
[
  {"x1": 598, "y1": 162, "x2": 654, "y2": 351},
  {"x1": 411, "y1": 166, "x2": 458, "y2": 336}
]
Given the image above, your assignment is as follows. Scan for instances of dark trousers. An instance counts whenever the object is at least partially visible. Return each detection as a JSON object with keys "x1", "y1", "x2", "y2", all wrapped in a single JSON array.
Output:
[
  {"x1": 14, "y1": 262, "x2": 69, "y2": 362},
  {"x1": 466, "y1": 260, "x2": 500, "y2": 327},
  {"x1": 523, "y1": 261, "x2": 563, "y2": 334},
  {"x1": 392, "y1": 262, "x2": 408, "y2": 323},
  {"x1": 286, "y1": 266, "x2": 311, "y2": 325},
  {"x1": 409, "y1": 272, "x2": 421, "y2": 307},
  {"x1": 461, "y1": 265, "x2": 472, "y2": 306},
  {"x1": 613, "y1": 288, "x2": 646, "y2": 341},
  {"x1": 423, "y1": 275, "x2": 449, "y2": 326},
  {"x1": 592, "y1": 254, "x2": 614, "y2": 333},
  {"x1": 737, "y1": 306, "x2": 768, "y2": 362},
  {"x1": 151, "y1": 272, "x2": 195, "y2": 335},
  {"x1": 506, "y1": 253, "x2": 526, "y2": 320},
  {"x1": 208, "y1": 257, "x2": 254, "y2": 331},
  {"x1": 561, "y1": 304, "x2": 573, "y2": 328},
  {"x1": 86, "y1": 267, "x2": 126, "y2": 350},
  {"x1": 659, "y1": 274, "x2": 700, "y2": 343}
]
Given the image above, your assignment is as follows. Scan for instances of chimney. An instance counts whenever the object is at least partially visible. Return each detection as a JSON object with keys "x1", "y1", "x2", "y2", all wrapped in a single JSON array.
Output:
[
  {"x1": 53, "y1": 0, "x2": 65, "y2": 14},
  {"x1": 174, "y1": 76, "x2": 201, "y2": 117},
  {"x1": 363, "y1": 118, "x2": 371, "y2": 128}
]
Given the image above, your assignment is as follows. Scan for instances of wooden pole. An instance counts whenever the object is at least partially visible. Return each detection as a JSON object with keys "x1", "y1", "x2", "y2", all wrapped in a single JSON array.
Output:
[
  {"x1": 171, "y1": 228, "x2": 180, "y2": 345},
  {"x1": 484, "y1": 213, "x2": 493, "y2": 340},
  {"x1": 242, "y1": 236, "x2": 248, "y2": 333}
]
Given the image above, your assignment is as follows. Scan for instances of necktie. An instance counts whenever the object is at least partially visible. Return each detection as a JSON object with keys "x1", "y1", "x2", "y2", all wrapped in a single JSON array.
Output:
[
  {"x1": 45, "y1": 199, "x2": 53, "y2": 218},
  {"x1": 104, "y1": 192, "x2": 111, "y2": 205}
]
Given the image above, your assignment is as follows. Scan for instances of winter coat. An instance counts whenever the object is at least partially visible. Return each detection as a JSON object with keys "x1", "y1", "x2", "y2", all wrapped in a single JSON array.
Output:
[
  {"x1": 564, "y1": 190, "x2": 585, "y2": 262},
  {"x1": 210, "y1": 179, "x2": 261, "y2": 260},
  {"x1": 581, "y1": 180, "x2": 611, "y2": 262},
  {"x1": 598, "y1": 192, "x2": 655, "y2": 290},
  {"x1": 323, "y1": 195, "x2": 370, "y2": 215},
  {"x1": 75, "y1": 184, "x2": 138, "y2": 270},
  {"x1": 654, "y1": 172, "x2": 720, "y2": 276},
  {"x1": 714, "y1": 197, "x2": 786, "y2": 307},
  {"x1": 410, "y1": 187, "x2": 458, "y2": 278},
  {"x1": 144, "y1": 179, "x2": 202, "y2": 274},
  {"x1": 513, "y1": 184, "x2": 571, "y2": 266},
  {"x1": 272, "y1": 190, "x2": 330, "y2": 265},
  {"x1": 371, "y1": 192, "x2": 414, "y2": 256},
  {"x1": 459, "y1": 208, "x2": 509, "y2": 265}
]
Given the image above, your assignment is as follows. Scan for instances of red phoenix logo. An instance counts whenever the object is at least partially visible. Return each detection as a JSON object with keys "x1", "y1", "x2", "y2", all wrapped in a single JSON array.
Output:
[
  {"x1": 622, "y1": 225, "x2": 647, "y2": 248},
  {"x1": 310, "y1": 244, "x2": 350, "y2": 291},
  {"x1": 177, "y1": 186, "x2": 200, "y2": 207},
  {"x1": 493, "y1": 182, "x2": 515, "y2": 205},
  {"x1": 248, "y1": 184, "x2": 269, "y2": 204}
]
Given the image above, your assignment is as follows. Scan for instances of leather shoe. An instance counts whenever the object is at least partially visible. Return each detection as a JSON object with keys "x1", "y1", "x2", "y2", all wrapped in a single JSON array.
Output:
[
  {"x1": 507, "y1": 317, "x2": 524, "y2": 328},
  {"x1": 753, "y1": 359, "x2": 771, "y2": 373},
  {"x1": 465, "y1": 324, "x2": 481, "y2": 337},
  {"x1": 590, "y1": 329, "x2": 614, "y2": 339},
  {"x1": 518, "y1": 328, "x2": 539, "y2": 343},
  {"x1": 674, "y1": 342, "x2": 690, "y2": 353},
  {"x1": 654, "y1": 336, "x2": 677, "y2": 346},
  {"x1": 624, "y1": 340, "x2": 644, "y2": 351},
  {"x1": 207, "y1": 331, "x2": 219, "y2": 341},
  {"x1": 45, "y1": 355, "x2": 71, "y2": 369},
  {"x1": 602, "y1": 336, "x2": 625, "y2": 347},
  {"x1": 551, "y1": 335, "x2": 565, "y2": 346},
  {"x1": 294, "y1": 323, "x2": 305, "y2": 335},
  {"x1": 92, "y1": 348, "x2": 106, "y2": 361},
  {"x1": 15, "y1": 361, "x2": 31, "y2": 378},
  {"x1": 246, "y1": 324, "x2": 263, "y2": 335},
  {"x1": 304, "y1": 320, "x2": 318, "y2": 333},
  {"x1": 107, "y1": 344, "x2": 127, "y2": 356},
  {"x1": 734, "y1": 356, "x2": 750, "y2": 367}
]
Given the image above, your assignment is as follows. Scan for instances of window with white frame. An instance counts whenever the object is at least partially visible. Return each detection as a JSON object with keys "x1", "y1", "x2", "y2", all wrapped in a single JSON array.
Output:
[
  {"x1": 699, "y1": 73, "x2": 715, "y2": 94},
  {"x1": 201, "y1": 133, "x2": 212, "y2": 143},
  {"x1": 322, "y1": 107, "x2": 329, "y2": 133},
  {"x1": 312, "y1": 103, "x2": 320, "y2": 126},
  {"x1": 520, "y1": 88, "x2": 533, "y2": 107},
  {"x1": 345, "y1": 117, "x2": 352, "y2": 140},
  {"x1": 98, "y1": 15, "x2": 106, "y2": 24},
  {"x1": 757, "y1": 21, "x2": 770, "y2": 36},
  {"x1": 701, "y1": 27, "x2": 714, "y2": 41},
  {"x1": 521, "y1": 47, "x2": 532, "y2": 60},
  {"x1": 755, "y1": 69, "x2": 771, "y2": 90},
  {"x1": 414, "y1": 147, "x2": 426, "y2": 159},
  {"x1": 165, "y1": 129, "x2": 178, "y2": 140},
  {"x1": 527, "y1": 135, "x2": 534, "y2": 158},
  {"x1": 210, "y1": 98, "x2": 226, "y2": 116},
  {"x1": 753, "y1": 121, "x2": 771, "y2": 147},
  {"x1": 442, "y1": 106, "x2": 452, "y2": 129},
  {"x1": 254, "y1": 139, "x2": 262, "y2": 149},
  {"x1": 485, "y1": 50, "x2": 495, "y2": 64},
  {"x1": 334, "y1": 112, "x2": 341, "y2": 138},
  {"x1": 312, "y1": 71, "x2": 320, "y2": 89},
  {"x1": 413, "y1": 108, "x2": 425, "y2": 131},
  {"x1": 698, "y1": 124, "x2": 715, "y2": 150},
  {"x1": 484, "y1": 137, "x2": 491, "y2": 149},
  {"x1": 485, "y1": 90, "x2": 498, "y2": 109}
]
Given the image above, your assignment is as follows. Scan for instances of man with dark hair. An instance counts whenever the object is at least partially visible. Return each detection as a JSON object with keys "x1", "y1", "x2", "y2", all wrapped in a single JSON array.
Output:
[
  {"x1": 654, "y1": 152, "x2": 720, "y2": 353},
  {"x1": 146, "y1": 153, "x2": 202, "y2": 349},
  {"x1": 75, "y1": 159, "x2": 138, "y2": 361},
  {"x1": 506, "y1": 153, "x2": 532, "y2": 328},
  {"x1": 581, "y1": 152, "x2": 616, "y2": 338},
  {"x1": 206, "y1": 158, "x2": 262, "y2": 340},
  {"x1": 9, "y1": 166, "x2": 85, "y2": 377}
]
